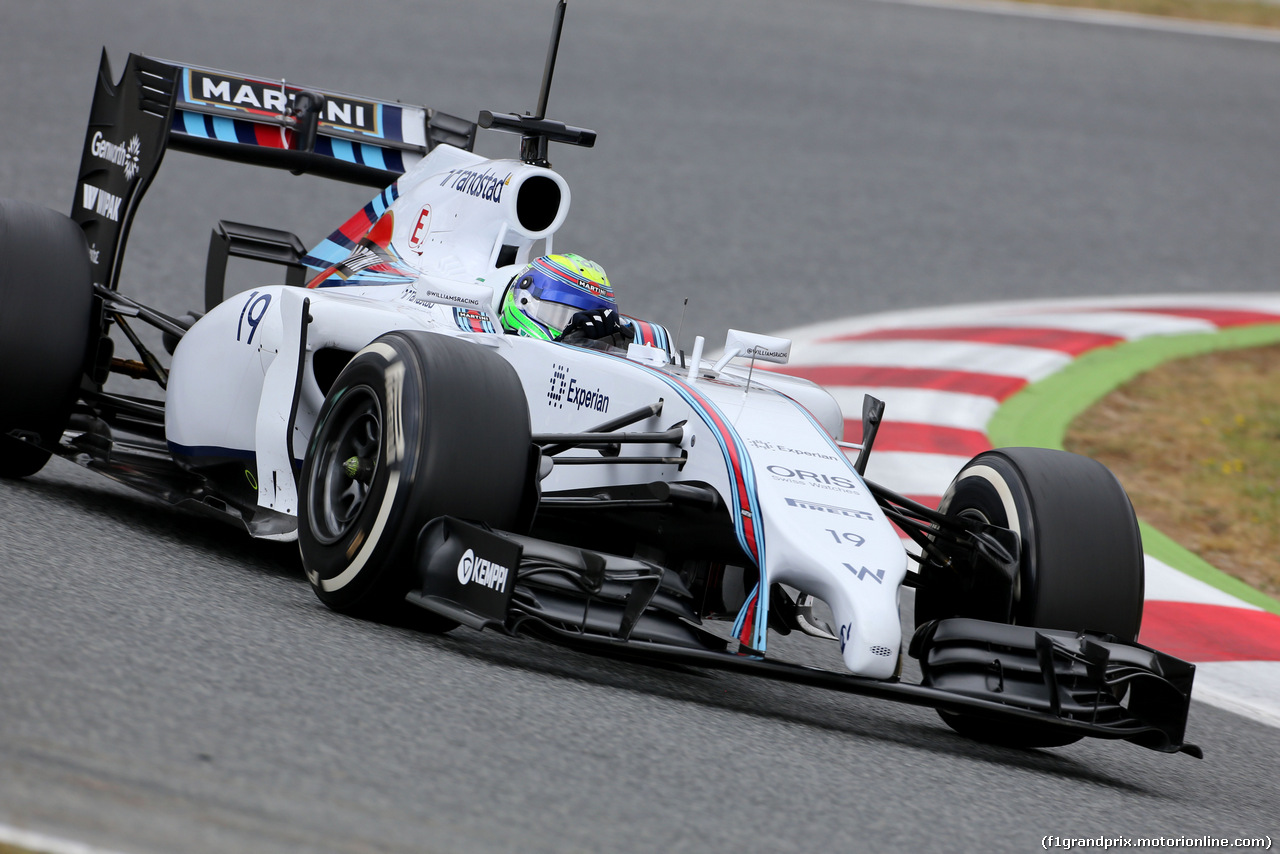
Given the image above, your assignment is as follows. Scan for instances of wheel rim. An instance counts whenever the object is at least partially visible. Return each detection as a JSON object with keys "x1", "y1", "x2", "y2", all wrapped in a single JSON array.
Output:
[{"x1": 307, "y1": 386, "x2": 383, "y2": 546}]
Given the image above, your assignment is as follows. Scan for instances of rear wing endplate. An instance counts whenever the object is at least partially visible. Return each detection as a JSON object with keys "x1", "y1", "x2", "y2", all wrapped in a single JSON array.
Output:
[{"x1": 72, "y1": 50, "x2": 476, "y2": 292}]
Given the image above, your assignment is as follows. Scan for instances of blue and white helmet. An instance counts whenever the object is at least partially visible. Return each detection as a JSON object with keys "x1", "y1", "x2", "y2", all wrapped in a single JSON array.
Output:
[{"x1": 499, "y1": 253, "x2": 615, "y2": 340}]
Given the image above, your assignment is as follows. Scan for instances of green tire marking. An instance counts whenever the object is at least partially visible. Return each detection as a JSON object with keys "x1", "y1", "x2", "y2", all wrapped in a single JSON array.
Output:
[{"x1": 986, "y1": 322, "x2": 1280, "y2": 616}]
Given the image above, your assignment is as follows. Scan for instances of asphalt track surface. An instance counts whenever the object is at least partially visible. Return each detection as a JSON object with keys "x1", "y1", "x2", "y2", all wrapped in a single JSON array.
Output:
[{"x1": 2, "y1": 1, "x2": 1279, "y2": 852}]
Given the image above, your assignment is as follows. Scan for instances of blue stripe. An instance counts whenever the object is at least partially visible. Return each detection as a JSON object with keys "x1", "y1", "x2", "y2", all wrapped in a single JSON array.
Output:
[
  {"x1": 330, "y1": 139, "x2": 356, "y2": 164},
  {"x1": 360, "y1": 144, "x2": 387, "y2": 172},
  {"x1": 321, "y1": 234, "x2": 356, "y2": 253},
  {"x1": 211, "y1": 116, "x2": 239, "y2": 143},
  {"x1": 302, "y1": 239, "x2": 350, "y2": 269},
  {"x1": 571, "y1": 346, "x2": 769, "y2": 649},
  {"x1": 385, "y1": 104, "x2": 401, "y2": 141},
  {"x1": 731, "y1": 583, "x2": 761, "y2": 646},
  {"x1": 662, "y1": 378, "x2": 768, "y2": 650},
  {"x1": 233, "y1": 119, "x2": 258, "y2": 145},
  {"x1": 301, "y1": 255, "x2": 332, "y2": 271},
  {"x1": 625, "y1": 318, "x2": 672, "y2": 353},
  {"x1": 726, "y1": 387, "x2": 873, "y2": 652},
  {"x1": 654, "y1": 378, "x2": 762, "y2": 559},
  {"x1": 176, "y1": 111, "x2": 209, "y2": 138},
  {"x1": 169, "y1": 441, "x2": 255, "y2": 462},
  {"x1": 316, "y1": 271, "x2": 416, "y2": 287},
  {"x1": 384, "y1": 149, "x2": 406, "y2": 173},
  {"x1": 653, "y1": 324, "x2": 670, "y2": 351}
]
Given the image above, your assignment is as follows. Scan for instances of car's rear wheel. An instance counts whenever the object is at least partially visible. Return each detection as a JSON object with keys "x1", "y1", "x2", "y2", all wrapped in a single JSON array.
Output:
[
  {"x1": 0, "y1": 199, "x2": 94, "y2": 478},
  {"x1": 915, "y1": 447, "x2": 1144, "y2": 748},
  {"x1": 299, "y1": 330, "x2": 533, "y2": 625}
]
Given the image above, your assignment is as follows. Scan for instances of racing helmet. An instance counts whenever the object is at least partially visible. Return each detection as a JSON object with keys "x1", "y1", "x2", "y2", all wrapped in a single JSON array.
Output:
[{"x1": 500, "y1": 253, "x2": 615, "y2": 340}]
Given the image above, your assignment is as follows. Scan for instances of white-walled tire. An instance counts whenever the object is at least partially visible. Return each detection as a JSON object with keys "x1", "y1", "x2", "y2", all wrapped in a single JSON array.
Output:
[
  {"x1": 0, "y1": 200, "x2": 94, "y2": 478},
  {"x1": 299, "y1": 330, "x2": 532, "y2": 624},
  {"x1": 916, "y1": 447, "x2": 1144, "y2": 748}
]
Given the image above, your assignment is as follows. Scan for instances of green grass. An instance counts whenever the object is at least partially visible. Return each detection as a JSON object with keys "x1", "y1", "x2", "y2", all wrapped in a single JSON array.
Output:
[
  {"x1": 987, "y1": 323, "x2": 1280, "y2": 615},
  {"x1": 998, "y1": 0, "x2": 1280, "y2": 28}
]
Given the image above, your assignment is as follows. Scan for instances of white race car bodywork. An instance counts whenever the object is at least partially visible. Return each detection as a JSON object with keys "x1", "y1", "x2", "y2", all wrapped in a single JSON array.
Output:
[{"x1": 166, "y1": 143, "x2": 907, "y2": 679}]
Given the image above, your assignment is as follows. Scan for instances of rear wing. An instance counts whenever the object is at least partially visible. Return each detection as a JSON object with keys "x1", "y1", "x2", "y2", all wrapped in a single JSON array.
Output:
[{"x1": 72, "y1": 51, "x2": 476, "y2": 292}]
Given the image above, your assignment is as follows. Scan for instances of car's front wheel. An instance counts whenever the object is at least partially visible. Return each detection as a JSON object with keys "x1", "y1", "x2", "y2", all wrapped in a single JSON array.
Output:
[
  {"x1": 299, "y1": 330, "x2": 534, "y2": 624},
  {"x1": 915, "y1": 447, "x2": 1145, "y2": 748}
]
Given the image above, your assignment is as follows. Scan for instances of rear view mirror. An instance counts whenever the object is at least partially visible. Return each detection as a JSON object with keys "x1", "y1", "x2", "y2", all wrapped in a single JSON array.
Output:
[{"x1": 712, "y1": 329, "x2": 792, "y2": 373}]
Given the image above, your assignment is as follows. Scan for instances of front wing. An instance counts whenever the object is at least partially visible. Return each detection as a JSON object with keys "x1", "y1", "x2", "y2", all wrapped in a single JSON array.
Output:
[{"x1": 407, "y1": 517, "x2": 1200, "y2": 757}]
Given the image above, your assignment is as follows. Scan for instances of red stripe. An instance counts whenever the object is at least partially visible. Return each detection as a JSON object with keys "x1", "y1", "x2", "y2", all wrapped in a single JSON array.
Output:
[
  {"x1": 779, "y1": 366, "x2": 1027, "y2": 400},
  {"x1": 847, "y1": 420, "x2": 991, "y2": 456},
  {"x1": 674, "y1": 379, "x2": 760, "y2": 565},
  {"x1": 337, "y1": 208, "x2": 377, "y2": 243},
  {"x1": 636, "y1": 320, "x2": 656, "y2": 346},
  {"x1": 737, "y1": 588, "x2": 758, "y2": 646},
  {"x1": 306, "y1": 264, "x2": 339, "y2": 288},
  {"x1": 1139, "y1": 602, "x2": 1280, "y2": 662},
  {"x1": 822, "y1": 325, "x2": 1123, "y2": 356},
  {"x1": 252, "y1": 123, "x2": 287, "y2": 149},
  {"x1": 1113, "y1": 307, "x2": 1280, "y2": 328},
  {"x1": 610, "y1": 353, "x2": 763, "y2": 568}
]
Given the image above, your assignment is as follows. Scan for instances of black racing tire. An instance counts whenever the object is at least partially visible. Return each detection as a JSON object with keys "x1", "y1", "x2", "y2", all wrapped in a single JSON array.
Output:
[
  {"x1": 299, "y1": 330, "x2": 533, "y2": 625},
  {"x1": 915, "y1": 447, "x2": 1144, "y2": 748},
  {"x1": 0, "y1": 199, "x2": 95, "y2": 479}
]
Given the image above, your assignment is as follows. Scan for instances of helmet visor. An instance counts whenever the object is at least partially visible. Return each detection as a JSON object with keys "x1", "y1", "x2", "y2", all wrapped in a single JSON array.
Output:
[{"x1": 526, "y1": 294, "x2": 581, "y2": 336}]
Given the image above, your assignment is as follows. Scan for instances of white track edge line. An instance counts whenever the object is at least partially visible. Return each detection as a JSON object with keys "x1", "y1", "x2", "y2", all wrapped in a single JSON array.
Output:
[{"x1": 0, "y1": 824, "x2": 135, "y2": 854}]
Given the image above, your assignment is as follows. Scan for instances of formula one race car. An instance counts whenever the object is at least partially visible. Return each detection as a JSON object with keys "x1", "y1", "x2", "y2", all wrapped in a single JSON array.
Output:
[{"x1": 0, "y1": 2, "x2": 1198, "y2": 756}]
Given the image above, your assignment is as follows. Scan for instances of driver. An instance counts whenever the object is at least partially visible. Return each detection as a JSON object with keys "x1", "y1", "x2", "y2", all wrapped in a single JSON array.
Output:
[{"x1": 499, "y1": 253, "x2": 633, "y2": 349}]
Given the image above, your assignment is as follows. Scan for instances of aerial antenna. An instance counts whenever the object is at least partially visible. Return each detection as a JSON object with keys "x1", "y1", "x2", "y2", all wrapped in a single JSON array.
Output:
[
  {"x1": 478, "y1": 0, "x2": 596, "y2": 167},
  {"x1": 673, "y1": 297, "x2": 689, "y2": 358},
  {"x1": 534, "y1": 0, "x2": 566, "y2": 121}
]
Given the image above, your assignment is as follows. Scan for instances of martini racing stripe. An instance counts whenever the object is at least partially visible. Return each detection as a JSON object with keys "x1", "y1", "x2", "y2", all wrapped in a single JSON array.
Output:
[
  {"x1": 252, "y1": 121, "x2": 290, "y2": 149},
  {"x1": 735, "y1": 584, "x2": 763, "y2": 652},
  {"x1": 729, "y1": 385, "x2": 878, "y2": 651},
  {"x1": 302, "y1": 185, "x2": 401, "y2": 272},
  {"x1": 623, "y1": 317, "x2": 670, "y2": 352},
  {"x1": 584, "y1": 347, "x2": 769, "y2": 651},
  {"x1": 314, "y1": 136, "x2": 402, "y2": 173},
  {"x1": 313, "y1": 270, "x2": 417, "y2": 288},
  {"x1": 172, "y1": 111, "x2": 407, "y2": 178},
  {"x1": 453, "y1": 307, "x2": 498, "y2": 333},
  {"x1": 532, "y1": 255, "x2": 613, "y2": 298}
]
